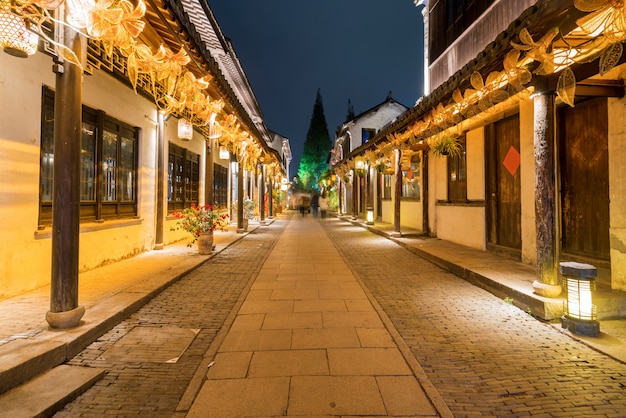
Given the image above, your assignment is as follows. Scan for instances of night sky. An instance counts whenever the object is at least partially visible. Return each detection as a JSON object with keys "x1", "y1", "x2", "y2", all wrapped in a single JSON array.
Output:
[{"x1": 209, "y1": 1, "x2": 425, "y2": 176}]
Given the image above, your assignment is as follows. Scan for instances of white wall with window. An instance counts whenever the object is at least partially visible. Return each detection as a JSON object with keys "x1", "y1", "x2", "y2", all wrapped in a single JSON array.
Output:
[
  {"x1": 0, "y1": 50, "x2": 161, "y2": 298},
  {"x1": 432, "y1": 128, "x2": 486, "y2": 249}
]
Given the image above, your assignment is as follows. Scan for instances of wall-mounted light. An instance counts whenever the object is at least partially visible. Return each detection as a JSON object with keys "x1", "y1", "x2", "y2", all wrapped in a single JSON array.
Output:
[
  {"x1": 177, "y1": 118, "x2": 193, "y2": 140},
  {"x1": 560, "y1": 261, "x2": 600, "y2": 337},
  {"x1": 0, "y1": 1, "x2": 38, "y2": 58},
  {"x1": 219, "y1": 146, "x2": 229, "y2": 160},
  {"x1": 355, "y1": 159, "x2": 365, "y2": 170}
]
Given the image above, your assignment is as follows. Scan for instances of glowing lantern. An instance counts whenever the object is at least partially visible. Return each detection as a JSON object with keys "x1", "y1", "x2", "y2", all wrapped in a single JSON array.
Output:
[
  {"x1": 0, "y1": 1, "x2": 38, "y2": 58},
  {"x1": 177, "y1": 119, "x2": 193, "y2": 140},
  {"x1": 560, "y1": 262, "x2": 600, "y2": 337},
  {"x1": 219, "y1": 146, "x2": 229, "y2": 160}
]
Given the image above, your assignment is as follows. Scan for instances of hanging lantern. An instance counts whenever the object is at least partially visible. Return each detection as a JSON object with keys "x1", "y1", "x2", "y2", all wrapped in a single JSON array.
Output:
[
  {"x1": 219, "y1": 146, "x2": 229, "y2": 160},
  {"x1": 0, "y1": 1, "x2": 38, "y2": 58},
  {"x1": 177, "y1": 118, "x2": 193, "y2": 140}
]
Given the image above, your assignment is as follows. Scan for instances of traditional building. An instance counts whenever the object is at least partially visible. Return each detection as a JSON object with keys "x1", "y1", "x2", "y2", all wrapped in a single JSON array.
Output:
[
  {"x1": 335, "y1": 0, "x2": 626, "y2": 319},
  {"x1": 0, "y1": 0, "x2": 288, "y2": 323},
  {"x1": 330, "y1": 93, "x2": 409, "y2": 225}
]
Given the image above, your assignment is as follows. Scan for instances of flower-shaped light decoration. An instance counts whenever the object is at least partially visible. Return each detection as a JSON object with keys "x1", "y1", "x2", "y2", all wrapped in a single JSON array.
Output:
[{"x1": 575, "y1": 0, "x2": 626, "y2": 42}]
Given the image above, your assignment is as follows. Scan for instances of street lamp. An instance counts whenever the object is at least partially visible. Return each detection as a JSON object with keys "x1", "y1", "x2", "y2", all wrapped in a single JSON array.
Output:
[{"x1": 560, "y1": 261, "x2": 600, "y2": 337}]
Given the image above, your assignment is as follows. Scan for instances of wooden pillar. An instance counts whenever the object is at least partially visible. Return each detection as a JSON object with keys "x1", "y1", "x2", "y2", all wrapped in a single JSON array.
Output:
[
  {"x1": 351, "y1": 170, "x2": 358, "y2": 219},
  {"x1": 268, "y1": 178, "x2": 274, "y2": 219},
  {"x1": 392, "y1": 148, "x2": 402, "y2": 236},
  {"x1": 47, "y1": 17, "x2": 85, "y2": 328},
  {"x1": 422, "y1": 150, "x2": 429, "y2": 234},
  {"x1": 154, "y1": 112, "x2": 165, "y2": 250},
  {"x1": 338, "y1": 178, "x2": 343, "y2": 216},
  {"x1": 260, "y1": 164, "x2": 266, "y2": 224},
  {"x1": 237, "y1": 160, "x2": 244, "y2": 233},
  {"x1": 533, "y1": 92, "x2": 559, "y2": 287},
  {"x1": 205, "y1": 141, "x2": 214, "y2": 206}
]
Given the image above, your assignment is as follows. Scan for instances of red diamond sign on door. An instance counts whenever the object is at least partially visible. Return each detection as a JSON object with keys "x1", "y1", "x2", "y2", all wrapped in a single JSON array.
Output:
[{"x1": 503, "y1": 145, "x2": 520, "y2": 176}]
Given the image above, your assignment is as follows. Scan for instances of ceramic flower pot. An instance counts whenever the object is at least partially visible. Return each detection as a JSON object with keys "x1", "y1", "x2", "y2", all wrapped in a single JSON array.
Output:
[{"x1": 197, "y1": 231, "x2": 214, "y2": 255}]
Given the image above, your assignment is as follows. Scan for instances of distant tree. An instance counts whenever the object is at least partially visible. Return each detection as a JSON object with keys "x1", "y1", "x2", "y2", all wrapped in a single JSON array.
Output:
[
  {"x1": 345, "y1": 99, "x2": 355, "y2": 122},
  {"x1": 297, "y1": 89, "x2": 332, "y2": 191}
]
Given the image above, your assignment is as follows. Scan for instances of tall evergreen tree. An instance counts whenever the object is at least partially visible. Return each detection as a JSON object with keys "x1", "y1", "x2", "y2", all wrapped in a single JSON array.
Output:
[
  {"x1": 345, "y1": 99, "x2": 355, "y2": 122},
  {"x1": 297, "y1": 89, "x2": 332, "y2": 191}
]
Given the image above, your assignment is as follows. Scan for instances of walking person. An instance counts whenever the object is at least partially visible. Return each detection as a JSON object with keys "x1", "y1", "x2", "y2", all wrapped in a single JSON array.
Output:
[
  {"x1": 310, "y1": 192, "x2": 319, "y2": 218},
  {"x1": 319, "y1": 193, "x2": 328, "y2": 219}
]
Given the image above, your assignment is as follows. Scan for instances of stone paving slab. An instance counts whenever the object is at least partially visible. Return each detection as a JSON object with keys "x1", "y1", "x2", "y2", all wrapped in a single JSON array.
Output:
[{"x1": 186, "y1": 217, "x2": 444, "y2": 417}]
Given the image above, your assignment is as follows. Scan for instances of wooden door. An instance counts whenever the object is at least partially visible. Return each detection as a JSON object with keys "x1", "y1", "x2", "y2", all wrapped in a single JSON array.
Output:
[
  {"x1": 487, "y1": 115, "x2": 522, "y2": 253},
  {"x1": 558, "y1": 98, "x2": 610, "y2": 260}
]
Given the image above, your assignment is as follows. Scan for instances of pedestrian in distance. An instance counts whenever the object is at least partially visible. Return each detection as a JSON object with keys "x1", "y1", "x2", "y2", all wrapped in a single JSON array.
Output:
[
  {"x1": 310, "y1": 192, "x2": 319, "y2": 218},
  {"x1": 319, "y1": 193, "x2": 328, "y2": 219}
]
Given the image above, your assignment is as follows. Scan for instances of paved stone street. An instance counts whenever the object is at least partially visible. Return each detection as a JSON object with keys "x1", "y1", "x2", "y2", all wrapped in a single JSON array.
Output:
[
  {"x1": 54, "y1": 215, "x2": 626, "y2": 417},
  {"x1": 322, "y1": 219, "x2": 626, "y2": 417},
  {"x1": 55, "y1": 224, "x2": 282, "y2": 417}
]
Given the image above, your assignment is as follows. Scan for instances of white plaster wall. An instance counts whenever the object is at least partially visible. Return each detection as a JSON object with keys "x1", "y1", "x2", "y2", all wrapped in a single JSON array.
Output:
[
  {"x1": 0, "y1": 50, "x2": 202, "y2": 299},
  {"x1": 1, "y1": 52, "x2": 58, "y2": 298},
  {"x1": 608, "y1": 96, "x2": 626, "y2": 291},
  {"x1": 435, "y1": 205, "x2": 485, "y2": 249},
  {"x1": 519, "y1": 99, "x2": 537, "y2": 265},
  {"x1": 400, "y1": 201, "x2": 422, "y2": 230},
  {"x1": 466, "y1": 128, "x2": 485, "y2": 200},
  {"x1": 347, "y1": 102, "x2": 407, "y2": 152},
  {"x1": 381, "y1": 199, "x2": 393, "y2": 224}
]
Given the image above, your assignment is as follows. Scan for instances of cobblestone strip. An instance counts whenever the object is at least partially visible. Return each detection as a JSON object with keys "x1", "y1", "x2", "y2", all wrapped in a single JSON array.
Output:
[
  {"x1": 55, "y1": 221, "x2": 284, "y2": 417},
  {"x1": 323, "y1": 221, "x2": 626, "y2": 417}
]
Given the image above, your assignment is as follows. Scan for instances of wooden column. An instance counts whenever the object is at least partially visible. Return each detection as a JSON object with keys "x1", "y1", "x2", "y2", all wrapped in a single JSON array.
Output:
[
  {"x1": 154, "y1": 112, "x2": 165, "y2": 250},
  {"x1": 422, "y1": 150, "x2": 429, "y2": 234},
  {"x1": 237, "y1": 160, "x2": 244, "y2": 233},
  {"x1": 205, "y1": 141, "x2": 214, "y2": 206},
  {"x1": 47, "y1": 18, "x2": 85, "y2": 328},
  {"x1": 393, "y1": 148, "x2": 402, "y2": 236},
  {"x1": 351, "y1": 170, "x2": 358, "y2": 219},
  {"x1": 259, "y1": 165, "x2": 266, "y2": 224},
  {"x1": 268, "y1": 178, "x2": 274, "y2": 219},
  {"x1": 533, "y1": 92, "x2": 559, "y2": 287}
]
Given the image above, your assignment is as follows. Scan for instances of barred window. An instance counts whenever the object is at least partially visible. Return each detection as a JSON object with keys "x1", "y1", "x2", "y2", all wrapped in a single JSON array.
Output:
[
  {"x1": 39, "y1": 86, "x2": 138, "y2": 226},
  {"x1": 448, "y1": 136, "x2": 467, "y2": 202},
  {"x1": 402, "y1": 154, "x2": 421, "y2": 200},
  {"x1": 168, "y1": 143, "x2": 199, "y2": 212}
]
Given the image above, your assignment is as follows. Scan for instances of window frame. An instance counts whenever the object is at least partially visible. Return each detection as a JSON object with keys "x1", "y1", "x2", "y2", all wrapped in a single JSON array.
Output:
[
  {"x1": 39, "y1": 86, "x2": 139, "y2": 226},
  {"x1": 401, "y1": 153, "x2": 421, "y2": 201},
  {"x1": 447, "y1": 136, "x2": 468, "y2": 202},
  {"x1": 167, "y1": 142, "x2": 200, "y2": 212}
]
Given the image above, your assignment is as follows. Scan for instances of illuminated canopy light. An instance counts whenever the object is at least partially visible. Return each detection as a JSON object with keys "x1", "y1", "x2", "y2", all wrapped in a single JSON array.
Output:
[
  {"x1": 177, "y1": 118, "x2": 193, "y2": 140},
  {"x1": 0, "y1": 1, "x2": 38, "y2": 58},
  {"x1": 219, "y1": 146, "x2": 229, "y2": 160}
]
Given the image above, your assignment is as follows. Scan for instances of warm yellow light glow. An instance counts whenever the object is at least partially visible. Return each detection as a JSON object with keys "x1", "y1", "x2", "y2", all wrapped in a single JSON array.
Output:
[
  {"x1": 565, "y1": 277, "x2": 596, "y2": 321},
  {"x1": 219, "y1": 146, "x2": 229, "y2": 160},
  {"x1": 366, "y1": 208, "x2": 374, "y2": 224},
  {"x1": 177, "y1": 119, "x2": 193, "y2": 140},
  {"x1": 355, "y1": 160, "x2": 364, "y2": 169},
  {"x1": 0, "y1": 3, "x2": 38, "y2": 58}
]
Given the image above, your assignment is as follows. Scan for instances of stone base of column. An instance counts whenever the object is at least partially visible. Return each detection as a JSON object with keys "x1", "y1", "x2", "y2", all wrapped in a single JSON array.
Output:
[
  {"x1": 154, "y1": 243, "x2": 164, "y2": 250},
  {"x1": 532, "y1": 280, "x2": 562, "y2": 298},
  {"x1": 237, "y1": 228, "x2": 246, "y2": 234},
  {"x1": 46, "y1": 305, "x2": 85, "y2": 329},
  {"x1": 390, "y1": 231, "x2": 402, "y2": 238}
]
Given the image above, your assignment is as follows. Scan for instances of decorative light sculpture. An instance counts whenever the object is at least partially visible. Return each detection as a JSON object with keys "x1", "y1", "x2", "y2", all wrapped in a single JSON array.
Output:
[
  {"x1": 0, "y1": 0, "x2": 38, "y2": 58},
  {"x1": 560, "y1": 261, "x2": 600, "y2": 337},
  {"x1": 177, "y1": 118, "x2": 193, "y2": 140}
]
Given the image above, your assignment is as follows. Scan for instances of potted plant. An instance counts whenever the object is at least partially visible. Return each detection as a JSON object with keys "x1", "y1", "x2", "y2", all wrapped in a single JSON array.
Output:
[
  {"x1": 430, "y1": 135, "x2": 462, "y2": 158},
  {"x1": 242, "y1": 198, "x2": 255, "y2": 231},
  {"x1": 171, "y1": 204, "x2": 229, "y2": 254}
]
